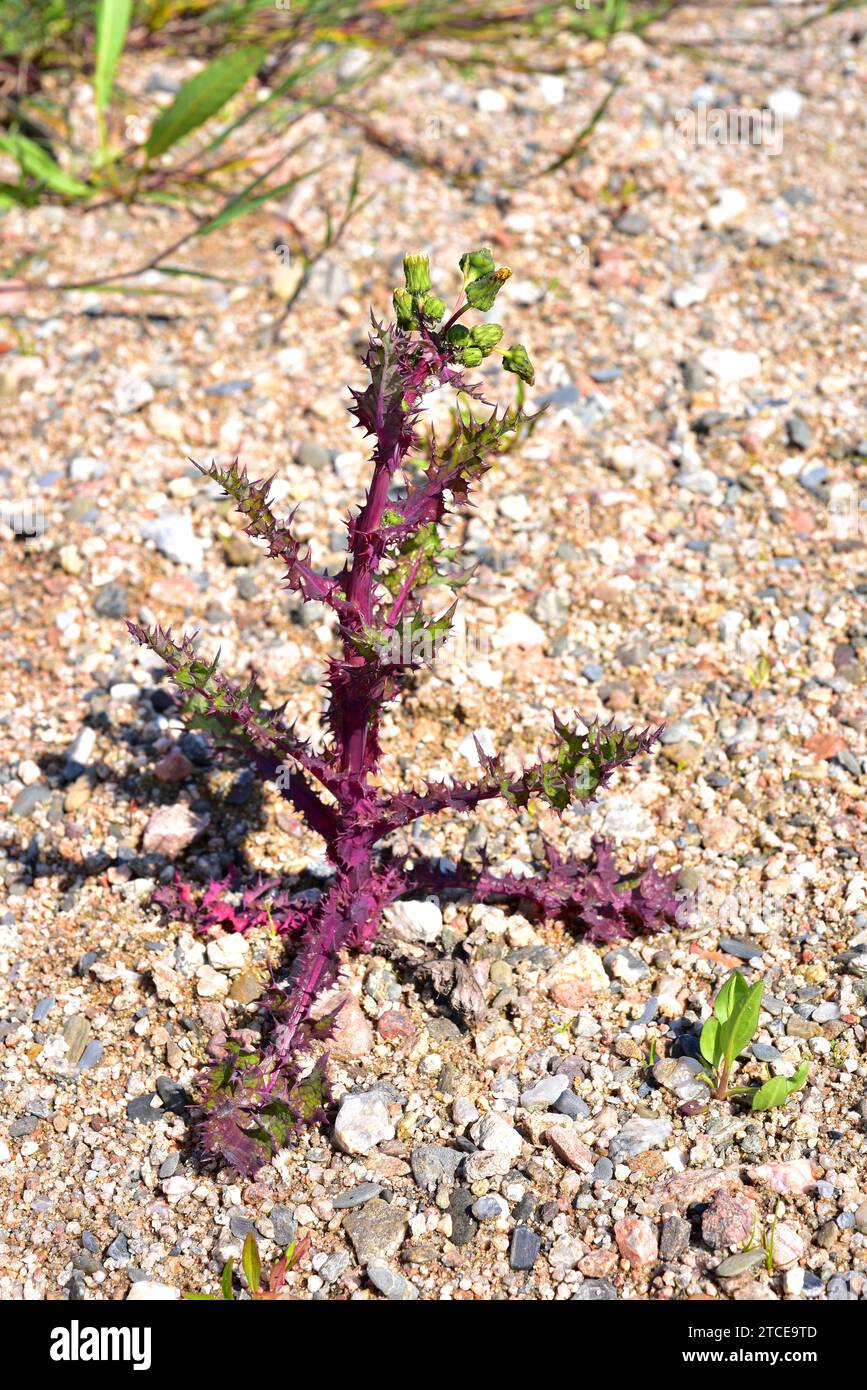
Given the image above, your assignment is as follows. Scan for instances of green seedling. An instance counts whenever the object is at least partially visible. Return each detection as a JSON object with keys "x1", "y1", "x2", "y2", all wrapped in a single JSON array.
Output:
[
  {"x1": 698, "y1": 970, "x2": 809, "y2": 1111},
  {"x1": 744, "y1": 1201, "x2": 783, "y2": 1273},
  {"x1": 185, "y1": 1231, "x2": 308, "y2": 1300}
]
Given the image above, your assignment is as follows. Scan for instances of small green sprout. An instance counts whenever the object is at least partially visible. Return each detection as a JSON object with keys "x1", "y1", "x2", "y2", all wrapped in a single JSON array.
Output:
[
  {"x1": 743, "y1": 1201, "x2": 784, "y2": 1273},
  {"x1": 184, "y1": 1231, "x2": 309, "y2": 1300},
  {"x1": 698, "y1": 970, "x2": 809, "y2": 1111}
]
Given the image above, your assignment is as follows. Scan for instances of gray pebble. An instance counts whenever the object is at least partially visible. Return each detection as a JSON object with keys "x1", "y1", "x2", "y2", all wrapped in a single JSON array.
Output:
[
  {"x1": 553, "y1": 1090, "x2": 590, "y2": 1120},
  {"x1": 106, "y1": 1233, "x2": 130, "y2": 1264},
  {"x1": 509, "y1": 1226, "x2": 541, "y2": 1270},
  {"x1": 411, "y1": 1144, "x2": 463, "y2": 1192},
  {"x1": 268, "y1": 1205, "x2": 297, "y2": 1247},
  {"x1": 32, "y1": 995, "x2": 55, "y2": 1022},
  {"x1": 366, "y1": 1261, "x2": 417, "y2": 1301},
  {"x1": 448, "y1": 1187, "x2": 478, "y2": 1247},
  {"x1": 77, "y1": 1040, "x2": 104, "y2": 1071},
  {"x1": 332, "y1": 1183, "x2": 382, "y2": 1210},
  {"x1": 572, "y1": 1279, "x2": 617, "y2": 1301}
]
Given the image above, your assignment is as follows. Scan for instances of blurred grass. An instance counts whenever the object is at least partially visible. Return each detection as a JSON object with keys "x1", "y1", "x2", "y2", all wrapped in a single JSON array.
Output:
[{"x1": 0, "y1": 0, "x2": 859, "y2": 296}]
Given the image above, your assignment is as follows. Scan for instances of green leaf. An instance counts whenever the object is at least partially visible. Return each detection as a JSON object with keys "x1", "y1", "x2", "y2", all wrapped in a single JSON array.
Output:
[
  {"x1": 94, "y1": 0, "x2": 132, "y2": 112},
  {"x1": 750, "y1": 1075, "x2": 791, "y2": 1112},
  {"x1": 725, "y1": 979, "x2": 764, "y2": 1067},
  {"x1": 146, "y1": 47, "x2": 265, "y2": 161},
  {"x1": 0, "y1": 134, "x2": 91, "y2": 199},
  {"x1": 788, "y1": 1060, "x2": 810, "y2": 1094},
  {"x1": 713, "y1": 971, "x2": 748, "y2": 1025},
  {"x1": 183, "y1": 1292, "x2": 218, "y2": 1300},
  {"x1": 220, "y1": 1257, "x2": 234, "y2": 1301},
  {"x1": 699, "y1": 1016, "x2": 721, "y2": 1070},
  {"x1": 242, "y1": 1232, "x2": 261, "y2": 1294},
  {"x1": 195, "y1": 170, "x2": 316, "y2": 237}
]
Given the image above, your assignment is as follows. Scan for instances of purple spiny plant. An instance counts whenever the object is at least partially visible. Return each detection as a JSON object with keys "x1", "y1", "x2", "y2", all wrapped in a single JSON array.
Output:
[{"x1": 129, "y1": 248, "x2": 681, "y2": 1176}]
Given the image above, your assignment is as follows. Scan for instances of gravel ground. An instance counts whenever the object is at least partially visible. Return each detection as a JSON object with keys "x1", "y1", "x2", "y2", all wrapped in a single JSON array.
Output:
[{"x1": 1, "y1": 6, "x2": 867, "y2": 1302}]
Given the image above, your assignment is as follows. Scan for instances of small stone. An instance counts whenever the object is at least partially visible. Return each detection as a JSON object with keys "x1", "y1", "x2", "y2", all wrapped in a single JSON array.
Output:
[
  {"x1": 545, "y1": 1127, "x2": 595, "y2": 1174},
  {"x1": 603, "y1": 947, "x2": 648, "y2": 984},
  {"x1": 768, "y1": 87, "x2": 803, "y2": 119},
  {"x1": 614, "y1": 1217, "x2": 658, "y2": 1266},
  {"x1": 411, "y1": 1145, "x2": 463, "y2": 1192},
  {"x1": 592, "y1": 1157, "x2": 615, "y2": 1183},
  {"x1": 343, "y1": 1198, "x2": 406, "y2": 1264},
  {"x1": 748, "y1": 1160, "x2": 817, "y2": 1194},
  {"x1": 714, "y1": 1248, "x2": 766, "y2": 1279},
  {"x1": 472, "y1": 1195, "x2": 508, "y2": 1222},
  {"x1": 464, "y1": 1113, "x2": 522, "y2": 1180},
  {"x1": 126, "y1": 1093, "x2": 164, "y2": 1124},
  {"x1": 701, "y1": 1191, "x2": 757, "y2": 1249},
  {"x1": 509, "y1": 1226, "x2": 541, "y2": 1270},
  {"x1": 333, "y1": 1093, "x2": 394, "y2": 1155},
  {"x1": 142, "y1": 804, "x2": 208, "y2": 856},
  {"x1": 553, "y1": 1090, "x2": 589, "y2": 1121},
  {"x1": 153, "y1": 750, "x2": 193, "y2": 784},
  {"x1": 544, "y1": 944, "x2": 609, "y2": 1007},
  {"x1": 660, "y1": 1215, "x2": 691, "y2": 1260},
  {"x1": 319, "y1": 1251, "x2": 351, "y2": 1284},
  {"x1": 448, "y1": 1187, "x2": 477, "y2": 1246},
  {"x1": 141, "y1": 512, "x2": 203, "y2": 568},
  {"x1": 106, "y1": 1233, "x2": 130, "y2": 1265},
  {"x1": 113, "y1": 375, "x2": 155, "y2": 415},
  {"x1": 771, "y1": 1222, "x2": 804, "y2": 1269},
  {"x1": 332, "y1": 1184, "x2": 382, "y2": 1211},
  {"x1": 126, "y1": 1281, "x2": 179, "y2": 1301},
  {"x1": 229, "y1": 971, "x2": 264, "y2": 1004},
  {"x1": 382, "y1": 899, "x2": 443, "y2": 944},
  {"x1": 268, "y1": 1205, "x2": 297, "y2": 1246},
  {"x1": 310, "y1": 992, "x2": 373, "y2": 1059},
  {"x1": 11, "y1": 784, "x2": 51, "y2": 817},
  {"x1": 32, "y1": 996, "x2": 55, "y2": 1022},
  {"x1": 93, "y1": 583, "x2": 129, "y2": 619},
  {"x1": 366, "y1": 1261, "x2": 417, "y2": 1300},
  {"x1": 77, "y1": 1041, "x2": 104, "y2": 1071},
  {"x1": 652, "y1": 1056, "x2": 709, "y2": 1102},
  {"x1": 787, "y1": 415, "x2": 812, "y2": 450},
  {"x1": 615, "y1": 210, "x2": 650, "y2": 236},
  {"x1": 705, "y1": 188, "x2": 748, "y2": 230},
  {"x1": 206, "y1": 934, "x2": 250, "y2": 971},
  {"x1": 521, "y1": 1075, "x2": 569, "y2": 1111},
  {"x1": 609, "y1": 1117, "x2": 672, "y2": 1163},
  {"x1": 701, "y1": 815, "x2": 741, "y2": 851},
  {"x1": 476, "y1": 87, "x2": 508, "y2": 113},
  {"x1": 698, "y1": 347, "x2": 761, "y2": 383},
  {"x1": 62, "y1": 1015, "x2": 91, "y2": 1065},
  {"x1": 572, "y1": 1279, "x2": 616, "y2": 1301},
  {"x1": 196, "y1": 965, "x2": 229, "y2": 999}
]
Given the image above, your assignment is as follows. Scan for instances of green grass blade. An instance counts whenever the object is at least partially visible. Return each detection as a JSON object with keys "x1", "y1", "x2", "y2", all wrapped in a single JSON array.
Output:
[
  {"x1": 146, "y1": 46, "x2": 265, "y2": 161},
  {"x1": 94, "y1": 0, "x2": 132, "y2": 112},
  {"x1": 0, "y1": 133, "x2": 91, "y2": 198}
]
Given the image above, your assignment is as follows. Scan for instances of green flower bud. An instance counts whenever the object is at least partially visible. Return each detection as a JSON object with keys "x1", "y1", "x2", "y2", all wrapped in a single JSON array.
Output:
[
  {"x1": 460, "y1": 345, "x2": 484, "y2": 367},
  {"x1": 502, "y1": 342, "x2": 535, "y2": 385},
  {"x1": 445, "y1": 324, "x2": 470, "y2": 346},
  {"x1": 393, "y1": 287, "x2": 416, "y2": 328},
  {"x1": 403, "y1": 253, "x2": 432, "y2": 294},
  {"x1": 470, "y1": 323, "x2": 504, "y2": 352},
  {"x1": 421, "y1": 295, "x2": 446, "y2": 322},
  {"x1": 465, "y1": 267, "x2": 511, "y2": 312},
  {"x1": 459, "y1": 247, "x2": 495, "y2": 287}
]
